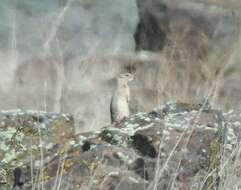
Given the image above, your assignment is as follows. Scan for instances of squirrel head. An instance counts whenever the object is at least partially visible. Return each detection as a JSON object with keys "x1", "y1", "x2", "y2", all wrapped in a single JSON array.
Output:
[{"x1": 117, "y1": 73, "x2": 134, "y2": 85}]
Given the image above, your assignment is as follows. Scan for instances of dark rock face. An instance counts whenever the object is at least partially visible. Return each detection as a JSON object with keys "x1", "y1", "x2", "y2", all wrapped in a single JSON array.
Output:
[
  {"x1": 131, "y1": 134, "x2": 157, "y2": 158},
  {"x1": 129, "y1": 158, "x2": 149, "y2": 180},
  {"x1": 12, "y1": 167, "x2": 24, "y2": 189},
  {"x1": 1, "y1": 102, "x2": 241, "y2": 189},
  {"x1": 134, "y1": 0, "x2": 240, "y2": 56},
  {"x1": 134, "y1": 0, "x2": 168, "y2": 51},
  {"x1": 82, "y1": 141, "x2": 91, "y2": 152}
]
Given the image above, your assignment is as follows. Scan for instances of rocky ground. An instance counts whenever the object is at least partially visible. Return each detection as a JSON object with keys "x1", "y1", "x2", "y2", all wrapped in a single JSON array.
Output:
[
  {"x1": 1, "y1": 102, "x2": 241, "y2": 190},
  {"x1": 1, "y1": 0, "x2": 241, "y2": 130}
]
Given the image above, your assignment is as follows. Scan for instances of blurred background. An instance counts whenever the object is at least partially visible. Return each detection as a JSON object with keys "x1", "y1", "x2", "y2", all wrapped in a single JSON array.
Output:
[{"x1": 0, "y1": 0, "x2": 240, "y2": 131}]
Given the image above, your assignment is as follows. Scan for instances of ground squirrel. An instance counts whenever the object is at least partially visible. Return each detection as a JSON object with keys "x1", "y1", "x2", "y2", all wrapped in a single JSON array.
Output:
[{"x1": 110, "y1": 73, "x2": 134, "y2": 124}]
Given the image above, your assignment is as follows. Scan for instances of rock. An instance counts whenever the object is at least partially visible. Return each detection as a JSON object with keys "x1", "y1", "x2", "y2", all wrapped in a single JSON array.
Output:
[
  {"x1": 12, "y1": 167, "x2": 24, "y2": 189},
  {"x1": 2, "y1": 102, "x2": 241, "y2": 189},
  {"x1": 129, "y1": 158, "x2": 149, "y2": 180},
  {"x1": 134, "y1": 0, "x2": 241, "y2": 55},
  {"x1": 131, "y1": 134, "x2": 157, "y2": 158},
  {"x1": 134, "y1": 0, "x2": 168, "y2": 51},
  {"x1": 0, "y1": 110, "x2": 74, "y2": 189},
  {"x1": 82, "y1": 141, "x2": 91, "y2": 152}
]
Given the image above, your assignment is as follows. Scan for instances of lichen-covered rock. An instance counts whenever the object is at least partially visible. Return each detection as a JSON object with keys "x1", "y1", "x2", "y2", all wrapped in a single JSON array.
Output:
[
  {"x1": 2, "y1": 102, "x2": 241, "y2": 189},
  {"x1": 0, "y1": 110, "x2": 74, "y2": 189}
]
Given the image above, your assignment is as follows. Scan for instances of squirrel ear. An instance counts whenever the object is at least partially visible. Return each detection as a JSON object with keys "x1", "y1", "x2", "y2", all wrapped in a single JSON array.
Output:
[{"x1": 124, "y1": 64, "x2": 136, "y2": 74}]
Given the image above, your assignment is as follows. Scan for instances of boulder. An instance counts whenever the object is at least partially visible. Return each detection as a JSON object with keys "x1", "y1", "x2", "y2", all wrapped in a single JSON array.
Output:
[
  {"x1": 0, "y1": 110, "x2": 74, "y2": 189},
  {"x1": 2, "y1": 102, "x2": 241, "y2": 189}
]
